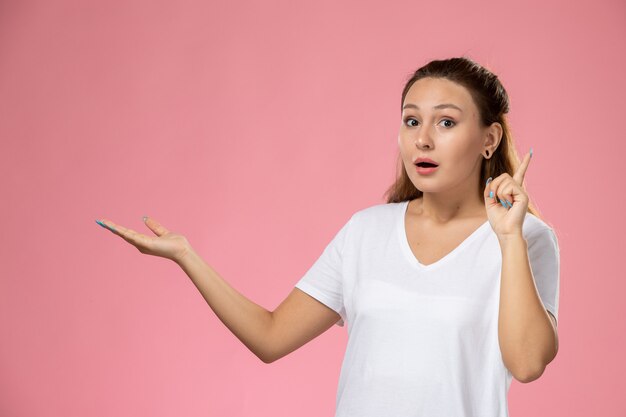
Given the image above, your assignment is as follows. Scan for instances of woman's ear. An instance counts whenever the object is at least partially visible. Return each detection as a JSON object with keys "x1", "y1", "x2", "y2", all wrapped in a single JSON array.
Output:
[{"x1": 484, "y1": 122, "x2": 503, "y2": 151}]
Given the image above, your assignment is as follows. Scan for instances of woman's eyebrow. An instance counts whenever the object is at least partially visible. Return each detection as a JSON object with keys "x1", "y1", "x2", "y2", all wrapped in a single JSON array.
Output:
[{"x1": 402, "y1": 103, "x2": 463, "y2": 112}]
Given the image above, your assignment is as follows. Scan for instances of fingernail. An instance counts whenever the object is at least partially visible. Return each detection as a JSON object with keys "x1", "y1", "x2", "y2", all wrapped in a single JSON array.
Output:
[
  {"x1": 530, "y1": 147, "x2": 533, "y2": 158},
  {"x1": 96, "y1": 219, "x2": 116, "y2": 232},
  {"x1": 505, "y1": 200, "x2": 513, "y2": 207},
  {"x1": 486, "y1": 177, "x2": 493, "y2": 186},
  {"x1": 142, "y1": 215, "x2": 148, "y2": 222},
  {"x1": 499, "y1": 199, "x2": 508, "y2": 208},
  {"x1": 489, "y1": 191, "x2": 493, "y2": 198}
]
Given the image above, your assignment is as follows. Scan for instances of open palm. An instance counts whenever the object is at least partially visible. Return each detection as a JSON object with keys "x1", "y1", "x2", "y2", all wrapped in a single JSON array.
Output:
[{"x1": 95, "y1": 217, "x2": 191, "y2": 263}]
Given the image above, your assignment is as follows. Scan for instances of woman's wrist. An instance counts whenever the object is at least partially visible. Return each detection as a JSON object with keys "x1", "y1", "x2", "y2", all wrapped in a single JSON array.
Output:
[
  {"x1": 174, "y1": 242, "x2": 198, "y2": 267},
  {"x1": 496, "y1": 232, "x2": 526, "y2": 250}
]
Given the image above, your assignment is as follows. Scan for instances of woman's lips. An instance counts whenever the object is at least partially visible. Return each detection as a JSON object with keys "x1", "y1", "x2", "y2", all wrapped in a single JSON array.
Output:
[{"x1": 415, "y1": 164, "x2": 438, "y2": 175}]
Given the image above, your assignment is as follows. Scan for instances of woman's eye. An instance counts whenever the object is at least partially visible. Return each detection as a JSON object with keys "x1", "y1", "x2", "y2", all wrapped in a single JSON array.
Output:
[
  {"x1": 440, "y1": 119, "x2": 456, "y2": 128},
  {"x1": 404, "y1": 117, "x2": 418, "y2": 127}
]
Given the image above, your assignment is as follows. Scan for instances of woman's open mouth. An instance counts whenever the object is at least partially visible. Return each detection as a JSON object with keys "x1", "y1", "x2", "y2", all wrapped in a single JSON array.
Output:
[{"x1": 415, "y1": 161, "x2": 439, "y2": 175}]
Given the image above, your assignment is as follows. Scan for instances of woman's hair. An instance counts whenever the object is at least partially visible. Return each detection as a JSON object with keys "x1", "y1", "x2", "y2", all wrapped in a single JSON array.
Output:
[{"x1": 383, "y1": 56, "x2": 543, "y2": 220}]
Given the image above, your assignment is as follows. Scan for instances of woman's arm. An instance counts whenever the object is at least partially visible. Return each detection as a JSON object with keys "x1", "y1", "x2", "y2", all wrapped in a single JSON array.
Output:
[
  {"x1": 497, "y1": 234, "x2": 559, "y2": 383},
  {"x1": 176, "y1": 248, "x2": 275, "y2": 363},
  {"x1": 484, "y1": 151, "x2": 559, "y2": 383},
  {"x1": 177, "y1": 248, "x2": 341, "y2": 363},
  {"x1": 97, "y1": 216, "x2": 340, "y2": 364}
]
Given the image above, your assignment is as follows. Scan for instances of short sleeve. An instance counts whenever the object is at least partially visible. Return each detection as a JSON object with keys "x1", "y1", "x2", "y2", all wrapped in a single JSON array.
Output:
[
  {"x1": 294, "y1": 215, "x2": 353, "y2": 327},
  {"x1": 527, "y1": 227, "x2": 561, "y2": 324}
]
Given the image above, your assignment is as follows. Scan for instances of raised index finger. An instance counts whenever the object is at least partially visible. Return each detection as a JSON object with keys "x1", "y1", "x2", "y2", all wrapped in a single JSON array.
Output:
[{"x1": 513, "y1": 149, "x2": 532, "y2": 184}]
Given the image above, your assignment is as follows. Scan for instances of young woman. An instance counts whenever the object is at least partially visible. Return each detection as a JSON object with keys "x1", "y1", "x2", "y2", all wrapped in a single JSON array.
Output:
[{"x1": 96, "y1": 56, "x2": 560, "y2": 416}]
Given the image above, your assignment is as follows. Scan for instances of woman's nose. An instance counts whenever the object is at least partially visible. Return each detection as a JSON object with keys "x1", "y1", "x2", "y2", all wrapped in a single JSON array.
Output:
[{"x1": 414, "y1": 127, "x2": 434, "y2": 149}]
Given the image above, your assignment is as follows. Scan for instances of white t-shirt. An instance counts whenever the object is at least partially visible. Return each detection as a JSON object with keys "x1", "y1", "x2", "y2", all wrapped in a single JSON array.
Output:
[{"x1": 295, "y1": 200, "x2": 560, "y2": 417}]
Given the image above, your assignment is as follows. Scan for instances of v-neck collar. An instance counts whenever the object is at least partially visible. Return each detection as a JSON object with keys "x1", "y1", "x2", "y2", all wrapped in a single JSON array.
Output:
[{"x1": 397, "y1": 200, "x2": 491, "y2": 271}]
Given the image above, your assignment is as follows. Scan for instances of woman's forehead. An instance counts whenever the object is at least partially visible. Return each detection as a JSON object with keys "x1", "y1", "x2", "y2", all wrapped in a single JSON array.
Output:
[
  {"x1": 404, "y1": 78, "x2": 477, "y2": 116},
  {"x1": 405, "y1": 78, "x2": 473, "y2": 105}
]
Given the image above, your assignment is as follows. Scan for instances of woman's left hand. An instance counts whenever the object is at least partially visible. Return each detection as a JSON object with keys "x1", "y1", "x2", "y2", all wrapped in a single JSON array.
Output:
[{"x1": 483, "y1": 149, "x2": 532, "y2": 238}]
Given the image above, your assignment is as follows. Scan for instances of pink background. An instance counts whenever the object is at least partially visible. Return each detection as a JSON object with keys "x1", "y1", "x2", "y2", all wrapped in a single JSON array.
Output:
[{"x1": 1, "y1": 0, "x2": 623, "y2": 416}]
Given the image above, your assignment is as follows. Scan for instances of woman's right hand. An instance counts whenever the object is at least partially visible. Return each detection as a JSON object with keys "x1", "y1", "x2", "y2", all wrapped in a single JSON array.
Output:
[{"x1": 95, "y1": 216, "x2": 192, "y2": 264}]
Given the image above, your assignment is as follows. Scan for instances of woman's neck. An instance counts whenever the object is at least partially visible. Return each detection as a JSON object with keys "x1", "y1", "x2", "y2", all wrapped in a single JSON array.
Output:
[{"x1": 416, "y1": 191, "x2": 485, "y2": 224}]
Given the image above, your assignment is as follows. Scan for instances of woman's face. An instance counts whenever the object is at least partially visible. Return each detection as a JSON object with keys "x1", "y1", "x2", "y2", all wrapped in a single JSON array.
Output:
[{"x1": 398, "y1": 77, "x2": 492, "y2": 195}]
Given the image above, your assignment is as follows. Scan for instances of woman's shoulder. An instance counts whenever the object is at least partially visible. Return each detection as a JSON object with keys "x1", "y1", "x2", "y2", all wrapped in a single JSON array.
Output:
[
  {"x1": 522, "y1": 212, "x2": 556, "y2": 240},
  {"x1": 348, "y1": 201, "x2": 405, "y2": 228}
]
